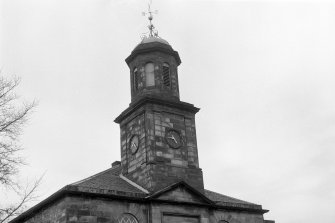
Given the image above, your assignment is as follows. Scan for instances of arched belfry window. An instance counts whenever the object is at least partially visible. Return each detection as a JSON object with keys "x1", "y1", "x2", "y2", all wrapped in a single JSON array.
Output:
[
  {"x1": 162, "y1": 63, "x2": 170, "y2": 87},
  {"x1": 118, "y1": 213, "x2": 138, "y2": 223},
  {"x1": 133, "y1": 68, "x2": 139, "y2": 91},
  {"x1": 145, "y1": 62, "x2": 155, "y2": 87}
]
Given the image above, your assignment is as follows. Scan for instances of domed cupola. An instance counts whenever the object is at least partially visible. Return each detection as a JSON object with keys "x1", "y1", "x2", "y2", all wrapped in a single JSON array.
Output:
[{"x1": 125, "y1": 35, "x2": 182, "y2": 103}]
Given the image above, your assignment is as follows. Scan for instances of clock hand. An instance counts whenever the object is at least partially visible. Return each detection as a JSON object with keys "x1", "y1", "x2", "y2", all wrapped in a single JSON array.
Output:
[
  {"x1": 171, "y1": 135, "x2": 177, "y2": 143},
  {"x1": 131, "y1": 142, "x2": 137, "y2": 148},
  {"x1": 167, "y1": 135, "x2": 177, "y2": 143}
]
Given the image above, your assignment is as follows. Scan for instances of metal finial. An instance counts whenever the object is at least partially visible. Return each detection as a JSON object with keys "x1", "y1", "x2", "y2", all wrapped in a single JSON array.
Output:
[{"x1": 142, "y1": 1, "x2": 159, "y2": 38}]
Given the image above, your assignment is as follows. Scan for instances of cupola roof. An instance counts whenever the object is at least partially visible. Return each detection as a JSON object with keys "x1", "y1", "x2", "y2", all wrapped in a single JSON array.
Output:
[
  {"x1": 126, "y1": 36, "x2": 181, "y2": 65},
  {"x1": 132, "y1": 36, "x2": 173, "y2": 52},
  {"x1": 138, "y1": 36, "x2": 170, "y2": 46}
]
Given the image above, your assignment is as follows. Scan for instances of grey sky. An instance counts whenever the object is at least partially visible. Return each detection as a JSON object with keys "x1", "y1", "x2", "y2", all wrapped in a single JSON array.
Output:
[{"x1": 1, "y1": 0, "x2": 335, "y2": 222}]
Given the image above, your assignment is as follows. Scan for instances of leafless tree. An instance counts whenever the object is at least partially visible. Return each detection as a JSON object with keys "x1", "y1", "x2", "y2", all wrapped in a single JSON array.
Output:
[{"x1": 0, "y1": 76, "x2": 39, "y2": 223}]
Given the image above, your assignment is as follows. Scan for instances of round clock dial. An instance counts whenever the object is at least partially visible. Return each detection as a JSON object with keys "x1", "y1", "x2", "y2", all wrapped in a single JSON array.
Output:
[
  {"x1": 129, "y1": 135, "x2": 139, "y2": 154},
  {"x1": 165, "y1": 129, "x2": 182, "y2": 149}
]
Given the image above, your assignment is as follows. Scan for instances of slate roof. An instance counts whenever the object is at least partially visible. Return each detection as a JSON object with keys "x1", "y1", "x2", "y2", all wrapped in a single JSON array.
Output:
[
  {"x1": 70, "y1": 165, "x2": 146, "y2": 195},
  {"x1": 205, "y1": 189, "x2": 256, "y2": 205},
  {"x1": 69, "y1": 165, "x2": 261, "y2": 209}
]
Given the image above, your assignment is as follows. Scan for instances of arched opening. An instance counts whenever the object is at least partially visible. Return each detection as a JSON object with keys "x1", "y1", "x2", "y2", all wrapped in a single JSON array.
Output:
[
  {"x1": 145, "y1": 62, "x2": 155, "y2": 87},
  {"x1": 133, "y1": 67, "x2": 139, "y2": 91},
  {"x1": 162, "y1": 63, "x2": 170, "y2": 87},
  {"x1": 118, "y1": 213, "x2": 138, "y2": 223}
]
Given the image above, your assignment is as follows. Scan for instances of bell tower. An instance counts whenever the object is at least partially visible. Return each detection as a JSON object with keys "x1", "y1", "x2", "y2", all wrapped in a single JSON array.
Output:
[{"x1": 115, "y1": 6, "x2": 204, "y2": 193}]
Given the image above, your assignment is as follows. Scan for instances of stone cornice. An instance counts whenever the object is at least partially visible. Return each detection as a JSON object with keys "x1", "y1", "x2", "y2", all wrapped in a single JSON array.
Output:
[
  {"x1": 9, "y1": 185, "x2": 268, "y2": 223},
  {"x1": 114, "y1": 96, "x2": 200, "y2": 124}
]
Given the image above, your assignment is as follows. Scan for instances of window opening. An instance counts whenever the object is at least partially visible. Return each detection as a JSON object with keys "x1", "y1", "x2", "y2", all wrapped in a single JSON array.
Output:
[
  {"x1": 118, "y1": 213, "x2": 138, "y2": 223},
  {"x1": 133, "y1": 68, "x2": 138, "y2": 91},
  {"x1": 145, "y1": 62, "x2": 155, "y2": 87},
  {"x1": 162, "y1": 63, "x2": 170, "y2": 87}
]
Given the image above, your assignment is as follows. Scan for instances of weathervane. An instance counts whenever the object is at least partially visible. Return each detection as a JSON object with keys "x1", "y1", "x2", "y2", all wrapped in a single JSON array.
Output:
[{"x1": 142, "y1": 0, "x2": 159, "y2": 38}]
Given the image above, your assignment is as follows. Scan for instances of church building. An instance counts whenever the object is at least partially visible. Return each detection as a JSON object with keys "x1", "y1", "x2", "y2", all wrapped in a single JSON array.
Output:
[{"x1": 10, "y1": 9, "x2": 274, "y2": 223}]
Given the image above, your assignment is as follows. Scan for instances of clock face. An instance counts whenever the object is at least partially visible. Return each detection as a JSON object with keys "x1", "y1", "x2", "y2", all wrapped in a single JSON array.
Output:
[
  {"x1": 129, "y1": 135, "x2": 139, "y2": 155},
  {"x1": 165, "y1": 129, "x2": 182, "y2": 149}
]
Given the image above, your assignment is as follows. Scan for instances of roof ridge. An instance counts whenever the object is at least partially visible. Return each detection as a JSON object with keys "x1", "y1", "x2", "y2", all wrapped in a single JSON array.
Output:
[{"x1": 119, "y1": 174, "x2": 149, "y2": 194}]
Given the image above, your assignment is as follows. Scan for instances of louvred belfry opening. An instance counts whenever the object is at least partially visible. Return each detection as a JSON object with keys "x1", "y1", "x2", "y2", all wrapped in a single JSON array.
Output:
[
  {"x1": 133, "y1": 68, "x2": 139, "y2": 91},
  {"x1": 162, "y1": 63, "x2": 170, "y2": 87}
]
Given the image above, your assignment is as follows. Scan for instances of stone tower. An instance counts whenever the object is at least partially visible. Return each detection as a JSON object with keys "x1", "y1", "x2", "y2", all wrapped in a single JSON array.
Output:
[{"x1": 114, "y1": 36, "x2": 204, "y2": 193}]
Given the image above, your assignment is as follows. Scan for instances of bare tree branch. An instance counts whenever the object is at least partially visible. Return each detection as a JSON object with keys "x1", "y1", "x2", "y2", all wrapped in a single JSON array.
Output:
[
  {"x1": 0, "y1": 76, "x2": 39, "y2": 223},
  {"x1": 0, "y1": 177, "x2": 42, "y2": 223}
]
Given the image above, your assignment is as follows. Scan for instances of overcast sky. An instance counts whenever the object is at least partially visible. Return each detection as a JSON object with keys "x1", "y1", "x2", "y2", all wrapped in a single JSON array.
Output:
[{"x1": 1, "y1": 0, "x2": 335, "y2": 222}]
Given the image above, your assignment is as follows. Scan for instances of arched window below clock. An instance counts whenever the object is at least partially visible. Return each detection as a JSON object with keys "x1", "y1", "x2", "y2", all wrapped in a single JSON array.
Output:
[
  {"x1": 162, "y1": 62, "x2": 170, "y2": 87},
  {"x1": 118, "y1": 213, "x2": 138, "y2": 223},
  {"x1": 133, "y1": 67, "x2": 139, "y2": 91},
  {"x1": 145, "y1": 62, "x2": 155, "y2": 87}
]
